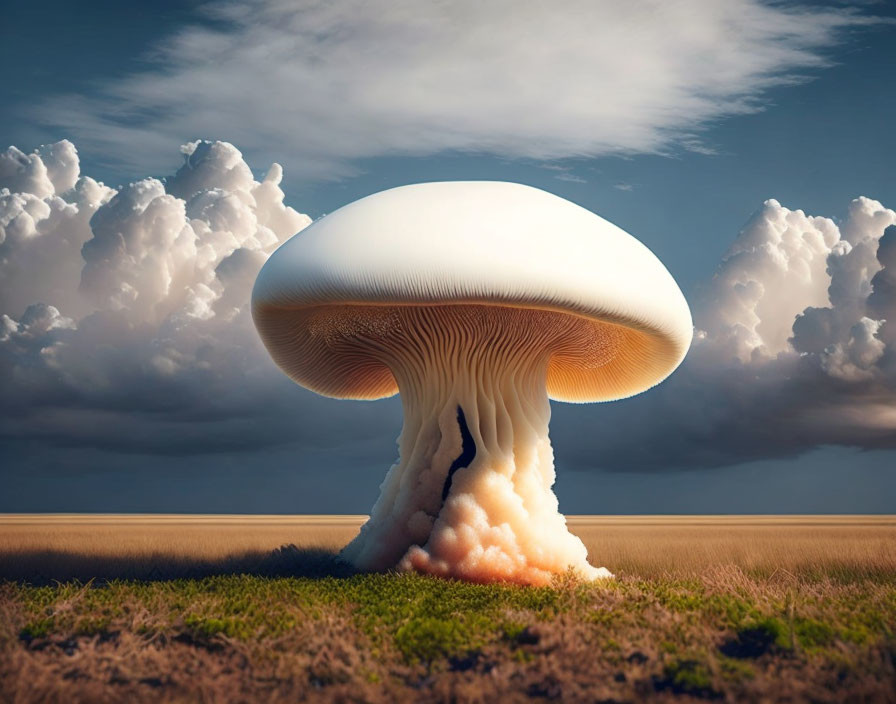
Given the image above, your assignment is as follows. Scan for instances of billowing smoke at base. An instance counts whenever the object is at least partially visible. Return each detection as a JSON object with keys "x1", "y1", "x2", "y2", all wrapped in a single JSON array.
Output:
[{"x1": 335, "y1": 306, "x2": 612, "y2": 584}]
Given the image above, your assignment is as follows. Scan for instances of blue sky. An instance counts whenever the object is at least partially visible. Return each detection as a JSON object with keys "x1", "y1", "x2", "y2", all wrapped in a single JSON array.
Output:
[{"x1": 2, "y1": 0, "x2": 895, "y2": 513}]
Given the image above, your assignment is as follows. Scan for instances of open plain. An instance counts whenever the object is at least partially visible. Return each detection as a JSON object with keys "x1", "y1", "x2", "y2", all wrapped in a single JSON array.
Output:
[{"x1": 1, "y1": 515, "x2": 894, "y2": 702}]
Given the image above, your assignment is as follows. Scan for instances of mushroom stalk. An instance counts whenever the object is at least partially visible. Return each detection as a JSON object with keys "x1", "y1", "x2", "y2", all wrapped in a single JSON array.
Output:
[{"x1": 339, "y1": 305, "x2": 611, "y2": 584}]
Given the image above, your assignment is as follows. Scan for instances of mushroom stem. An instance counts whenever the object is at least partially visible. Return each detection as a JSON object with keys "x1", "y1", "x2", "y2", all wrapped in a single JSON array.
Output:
[{"x1": 339, "y1": 305, "x2": 612, "y2": 584}]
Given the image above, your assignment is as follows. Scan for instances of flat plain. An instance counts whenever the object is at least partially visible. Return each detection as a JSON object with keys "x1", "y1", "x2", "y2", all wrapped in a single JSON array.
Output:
[{"x1": 1, "y1": 515, "x2": 894, "y2": 702}]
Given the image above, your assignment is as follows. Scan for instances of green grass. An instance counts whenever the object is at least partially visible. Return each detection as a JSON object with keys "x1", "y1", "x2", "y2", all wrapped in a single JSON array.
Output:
[
  {"x1": 12, "y1": 573, "x2": 564, "y2": 661},
  {"x1": 3, "y1": 568, "x2": 895, "y2": 703}
]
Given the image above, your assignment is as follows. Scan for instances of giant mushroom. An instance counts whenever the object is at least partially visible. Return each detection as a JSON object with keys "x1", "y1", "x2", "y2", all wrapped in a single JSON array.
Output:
[{"x1": 252, "y1": 181, "x2": 692, "y2": 585}]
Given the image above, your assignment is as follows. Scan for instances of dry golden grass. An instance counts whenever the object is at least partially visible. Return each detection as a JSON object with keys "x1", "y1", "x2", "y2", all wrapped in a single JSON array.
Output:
[
  {"x1": 571, "y1": 515, "x2": 896, "y2": 580},
  {"x1": 1, "y1": 514, "x2": 893, "y2": 582},
  {"x1": 0, "y1": 514, "x2": 364, "y2": 582},
  {"x1": 0, "y1": 514, "x2": 362, "y2": 560}
]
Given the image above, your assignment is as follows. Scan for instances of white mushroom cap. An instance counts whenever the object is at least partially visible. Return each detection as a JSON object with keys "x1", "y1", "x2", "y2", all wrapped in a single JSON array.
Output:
[{"x1": 252, "y1": 181, "x2": 692, "y2": 402}]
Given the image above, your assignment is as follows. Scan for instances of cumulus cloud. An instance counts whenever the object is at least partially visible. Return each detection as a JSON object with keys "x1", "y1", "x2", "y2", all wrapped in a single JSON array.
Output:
[
  {"x1": 31, "y1": 0, "x2": 883, "y2": 178},
  {"x1": 0, "y1": 138, "x2": 322, "y2": 452},
  {"x1": 706, "y1": 195, "x2": 896, "y2": 378},
  {"x1": 0, "y1": 141, "x2": 79, "y2": 200},
  {"x1": 1, "y1": 142, "x2": 114, "y2": 318},
  {"x1": 558, "y1": 196, "x2": 896, "y2": 470}
]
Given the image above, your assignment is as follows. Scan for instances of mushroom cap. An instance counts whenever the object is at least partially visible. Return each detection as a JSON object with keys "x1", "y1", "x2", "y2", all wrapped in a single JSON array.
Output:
[{"x1": 252, "y1": 181, "x2": 692, "y2": 402}]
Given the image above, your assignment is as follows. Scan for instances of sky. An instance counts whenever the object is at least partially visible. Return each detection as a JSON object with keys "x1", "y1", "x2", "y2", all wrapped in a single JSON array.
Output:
[{"x1": 2, "y1": 0, "x2": 895, "y2": 514}]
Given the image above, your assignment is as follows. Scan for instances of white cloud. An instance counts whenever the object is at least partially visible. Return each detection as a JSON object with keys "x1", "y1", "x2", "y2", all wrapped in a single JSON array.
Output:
[
  {"x1": 32, "y1": 0, "x2": 882, "y2": 178},
  {"x1": 0, "y1": 139, "x2": 312, "y2": 446},
  {"x1": 694, "y1": 194, "x2": 896, "y2": 381},
  {"x1": 697, "y1": 198, "x2": 843, "y2": 362},
  {"x1": 788, "y1": 198, "x2": 896, "y2": 381},
  {"x1": 1, "y1": 142, "x2": 116, "y2": 319},
  {"x1": 691, "y1": 196, "x2": 896, "y2": 383},
  {"x1": 697, "y1": 194, "x2": 896, "y2": 411},
  {"x1": 0, "y1": 141, "x2": 79, "y2": 200},
  {"x1": 562, "y1": 196, "x2": 896, "y2": 469}
]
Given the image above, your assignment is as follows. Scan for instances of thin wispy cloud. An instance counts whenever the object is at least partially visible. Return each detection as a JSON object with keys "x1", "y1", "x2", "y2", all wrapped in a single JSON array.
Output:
[
  {"x1": 30, "y1": 0, "x2": 883, "y2": 178},
  {"x1": 553, "y1": 172, "x2": 586, "y2": 184}
]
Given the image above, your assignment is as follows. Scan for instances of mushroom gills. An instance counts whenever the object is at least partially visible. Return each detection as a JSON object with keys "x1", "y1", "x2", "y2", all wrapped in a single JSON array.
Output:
[{"x1": 441, "y1": 405, "x2": 476, "y2": 503}]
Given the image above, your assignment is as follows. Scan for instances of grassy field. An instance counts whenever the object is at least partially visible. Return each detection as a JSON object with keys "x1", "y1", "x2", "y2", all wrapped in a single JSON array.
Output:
[{"x1": 1, "y1": 515, "x2": 894, "y2": 702}]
